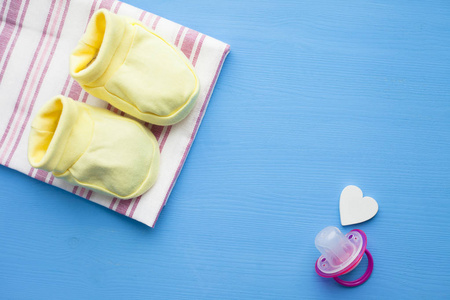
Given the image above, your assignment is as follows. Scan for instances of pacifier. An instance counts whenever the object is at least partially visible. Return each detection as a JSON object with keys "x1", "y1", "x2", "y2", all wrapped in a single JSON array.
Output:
[{"x1": 315, "y1": 226, "x2": 373, "y2": 287}]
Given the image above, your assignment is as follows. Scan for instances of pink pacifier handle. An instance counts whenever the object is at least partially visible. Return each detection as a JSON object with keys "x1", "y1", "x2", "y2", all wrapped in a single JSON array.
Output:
[{"x1": 333, "y1": 249, "x2": 373, "y2": 287}]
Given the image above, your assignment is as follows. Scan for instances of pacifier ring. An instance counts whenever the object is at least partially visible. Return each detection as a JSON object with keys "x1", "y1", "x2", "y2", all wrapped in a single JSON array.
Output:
[{"x1": 333, "y1": 249, "x2": 373, "y2": 287}]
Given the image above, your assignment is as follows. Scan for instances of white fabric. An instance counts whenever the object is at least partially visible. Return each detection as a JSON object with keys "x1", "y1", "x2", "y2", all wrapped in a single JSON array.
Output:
[{"x1": 0, "y1": 0, "x2": 230, "y2": 227}]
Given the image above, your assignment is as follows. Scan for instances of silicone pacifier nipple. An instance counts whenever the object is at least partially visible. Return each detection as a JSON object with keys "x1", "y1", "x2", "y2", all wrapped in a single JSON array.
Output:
[{"x1": 315, "y1": 226, "x2": 354, "y2": 267}]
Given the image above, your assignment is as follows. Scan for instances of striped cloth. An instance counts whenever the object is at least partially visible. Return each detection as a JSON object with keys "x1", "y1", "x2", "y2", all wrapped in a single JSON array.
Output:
[{"x1": 0, "y1": 0, "x2": 230, "y2": 227}]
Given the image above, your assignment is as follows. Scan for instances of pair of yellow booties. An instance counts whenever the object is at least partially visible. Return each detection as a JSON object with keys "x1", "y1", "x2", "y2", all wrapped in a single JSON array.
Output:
[{"x1": 28, "y1": 9, "x2": 199, "y2": 199}]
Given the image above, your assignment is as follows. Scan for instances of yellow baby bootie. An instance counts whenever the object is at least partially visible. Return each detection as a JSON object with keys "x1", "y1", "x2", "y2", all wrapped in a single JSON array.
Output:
[
  {"x1": 70, "y1": 9, "x2": 200, "y2": 126},
  {"x1": 28, "y1": 95, "x2": 160, "y2": 199}
]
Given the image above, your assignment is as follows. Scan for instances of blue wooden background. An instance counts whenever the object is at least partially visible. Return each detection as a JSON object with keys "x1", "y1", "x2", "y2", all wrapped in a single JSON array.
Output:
[{"x1": 1, "y1": 0, "x2": 450, "y2": 298}]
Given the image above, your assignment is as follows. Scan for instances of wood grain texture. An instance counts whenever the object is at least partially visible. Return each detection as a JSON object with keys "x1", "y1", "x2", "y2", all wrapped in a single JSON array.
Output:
[{"x1": 1, "y1": 0, "x2": 450, "y2": 298}]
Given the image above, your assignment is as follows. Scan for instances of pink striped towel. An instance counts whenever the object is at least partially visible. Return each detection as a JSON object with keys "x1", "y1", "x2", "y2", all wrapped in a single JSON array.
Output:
[{"x1": 0, "y1": 0, "x2": 230, "y2": 227}]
